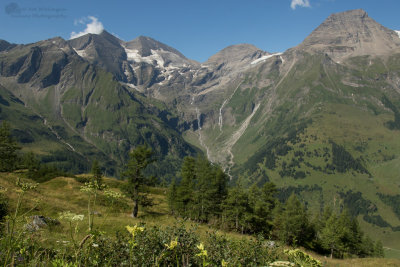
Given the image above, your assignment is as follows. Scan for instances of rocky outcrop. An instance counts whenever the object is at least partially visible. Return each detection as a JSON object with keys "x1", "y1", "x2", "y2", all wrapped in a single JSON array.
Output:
[{"x1": 25, "y1": 215, "x2": 60, "y2": 232}]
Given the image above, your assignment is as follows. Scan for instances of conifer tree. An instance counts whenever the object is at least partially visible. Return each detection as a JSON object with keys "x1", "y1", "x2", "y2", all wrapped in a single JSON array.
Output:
[
  {"x1": 122, "y1": 145, "x2": 154, "y2": 218},
  {"x1": 22, "y1": 152, "x2": 40, "y2": 179},
  {"x1": 0, "y1": 121, "x2": 20, "y2": 172},
  {"x1": 176, "y1": 156, "x2": 196, "y2": 217},
  {"x1": 247, "y1": 182, "x2": 277, "y2": 233},
  {"x1": 223, "y1": 179, "x2": 251, "y2": 233},
  {"x1": 167, "y1": 178, "x2": 178, "y2": 214},
  {"x1": 319, "y1": 213, "x2": 343, "y2": 258},
  {"x1": 273, "y1": 194, "x2": 312, "y2": 246},
  {"x1": 91, "y1": 160, "x2": 102, "y2": 186},
  {"x1": 194, "y1": 156, "x2": 215, "y2": 221},
  {"x1": 373, "y1": 240, "x2": 384, "y2": 258}
]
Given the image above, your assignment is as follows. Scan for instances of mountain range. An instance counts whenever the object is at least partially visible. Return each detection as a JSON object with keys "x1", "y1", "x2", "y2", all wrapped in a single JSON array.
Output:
[{"x1": 1, "y1": 9, "x2": 400, "y2": 252}]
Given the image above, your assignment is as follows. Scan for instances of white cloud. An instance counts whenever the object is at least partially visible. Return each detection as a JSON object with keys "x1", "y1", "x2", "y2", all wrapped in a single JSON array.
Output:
[
  {"x1": 291, "y1": 0, "x2": 311, "y2": 10},
  {"x1": 70, "y1": 16, "x2": 104, "y2": 39}
]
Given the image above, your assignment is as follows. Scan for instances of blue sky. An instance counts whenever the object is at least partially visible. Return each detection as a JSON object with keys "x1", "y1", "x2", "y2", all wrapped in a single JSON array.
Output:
[{"x1": 1, "y1": 0, "x2": 399, "y2": 62}]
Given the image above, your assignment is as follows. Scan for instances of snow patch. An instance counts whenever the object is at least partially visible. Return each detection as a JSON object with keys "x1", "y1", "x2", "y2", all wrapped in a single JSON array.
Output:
[
  {"x1": 73, "y1": 48, "x2": 87, "y2": 58},
  {"x1": 123, "y1": 46, "x2": 165, "y2": 68},
  {"x1": 251, "y1": 53, "x2": 282, "y2": 65},
  {"x1": 396, "y1": 30, "x2": 400, "y2": 38}
]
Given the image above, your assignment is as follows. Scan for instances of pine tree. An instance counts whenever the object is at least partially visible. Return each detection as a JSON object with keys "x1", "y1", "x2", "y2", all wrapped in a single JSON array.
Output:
[
  {"x1": 319, "y1": 213, "x2": 343, "y2": 258},
  {"x1": 373, "y1": 240, "x2": 384, "y2": 258},
  {"x1": 222, "y1": 180, "x2": 251, "y2": 233},
  {"x1": 122, "y1": 145, "x2": 154, "y2": 218},
  {"x1": 91, "y1": 160, "x2": 102, "y2": 186},
  {"x1": 167, "y1": 178, "x2": 178, "y2": 214},
  {"x1": 194, "y1": 156, "x2": 215, "y2": 221},
  {"x1": 22, "y1": 152, "x2": 40, "y2": 179},
  {"x1": 210, "y1": 167, "x2": 228, "y2": 217},
  {"x1": 0, "y1": 121, "x2": 20, "y2": 172},
  {"x1": 176, "y1": 156, "x2": 196, "y2": 217},
  {"x1": 273, "y1": 194, "x2": 311, "y2": 246}
]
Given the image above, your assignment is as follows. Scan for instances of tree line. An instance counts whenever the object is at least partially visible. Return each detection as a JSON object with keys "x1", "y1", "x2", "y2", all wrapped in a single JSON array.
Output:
[{"x1": 168, "y1": 156, "x2": 384, "y2": 259}]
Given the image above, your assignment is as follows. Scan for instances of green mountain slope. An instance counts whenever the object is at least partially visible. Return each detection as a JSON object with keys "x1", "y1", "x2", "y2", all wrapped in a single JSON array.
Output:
[
  {"x1": 178, "y1": 11, "x2": 400, "y2": 252},
  {"x1": 0, "y1": 37, "x2": 196, "y2": 178}
]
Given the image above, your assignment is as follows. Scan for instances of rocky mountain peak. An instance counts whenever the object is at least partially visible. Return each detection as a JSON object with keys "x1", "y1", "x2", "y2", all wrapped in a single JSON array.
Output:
[
  {"x1": 125, "y1": 36, "x2": 186, "y2": 58},
  {"x1": 0, "y1": 40, "x2": 16, "y2": 52},
  {"x1": 67, "y1": 30, "x2": 122, "y2": 51},
  {"x1": 206, "y1": 44, "x2": 266, "y2": 66},
  {"x1": 297, "y1": 9, "x2": 400, "y2": 60}
]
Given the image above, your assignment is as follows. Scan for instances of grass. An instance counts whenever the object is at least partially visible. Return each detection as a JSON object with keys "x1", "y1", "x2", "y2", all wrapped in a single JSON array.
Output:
[{"x1": 1, "y1": 172, "x2": 400, "y2": 266}]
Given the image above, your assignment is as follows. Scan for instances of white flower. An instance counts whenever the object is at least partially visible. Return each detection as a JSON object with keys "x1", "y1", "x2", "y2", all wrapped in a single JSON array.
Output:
[{"x1": 59, "y1": 211, "x2": 84, "y2": 222}]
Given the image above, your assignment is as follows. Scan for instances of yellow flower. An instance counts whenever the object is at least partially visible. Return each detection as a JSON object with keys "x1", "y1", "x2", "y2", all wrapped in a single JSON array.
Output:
[
  {"x1": 126, "y1": 224, "x2": 144, "y2": 238},
  {"x1": 165, "y1": 237, "x2": 178, "y2": 250},
  {"x1": 196, "y1": 243, "x2": 208, "y2": 257},
  {"x1": 196, "y1": 243, "x2": 205, "y2": 251}
]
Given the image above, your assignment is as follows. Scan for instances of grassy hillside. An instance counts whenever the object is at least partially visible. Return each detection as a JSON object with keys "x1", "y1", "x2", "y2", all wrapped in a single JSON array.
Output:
[{"x1": 1, "y1": 172, "x2": 400, "y2": 265}]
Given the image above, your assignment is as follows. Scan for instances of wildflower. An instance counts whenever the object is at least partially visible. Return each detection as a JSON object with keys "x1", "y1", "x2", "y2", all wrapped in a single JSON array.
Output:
[
  {"x1": 196, "y1": 243, "x2": 208, "y2": 257},
  {"x1": 59, "y1": 211, "x2": 84, "y2": 222},
  {"x1": 269, "y1": 261, "x2": 295, "y2": 267},
  {"x1": 126, "y1": 224, "x2": 144, "y2": 238},
  {"x1": 15, "y1": 177, "x2": 38, "y2": 192},
  {"x1": 126, "y1": 224, "x2": 144, "y2": 248},
  {"x1": 92, "y1": 243, "x2": 99, "y2": 248},
  {"x1": 104, "y1": 189, "x2": 124, "y2": 199},
  {"x1": 165, "y1": 237, "x2": 178, "y2": 250}
]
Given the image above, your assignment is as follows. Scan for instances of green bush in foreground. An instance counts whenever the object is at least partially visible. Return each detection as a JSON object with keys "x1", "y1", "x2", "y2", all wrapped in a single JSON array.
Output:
[{"x1": 0, "y1": 219, "x2": 281, "y2": 266}]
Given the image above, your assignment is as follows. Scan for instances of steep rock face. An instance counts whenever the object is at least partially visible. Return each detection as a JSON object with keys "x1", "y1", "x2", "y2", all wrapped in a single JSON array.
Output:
[
  {"x1": 125, "y1": 36, "x2": 187, "y2": 60},
  {"x1": 297, "y1": 9, "x2": 400, "y2": 61},
  {"x1": 0, "y1": 40, "x2": 16, "y2": 52},
  {"x1": 68, "y1": 31, "x2": 127, "y2": 81}
]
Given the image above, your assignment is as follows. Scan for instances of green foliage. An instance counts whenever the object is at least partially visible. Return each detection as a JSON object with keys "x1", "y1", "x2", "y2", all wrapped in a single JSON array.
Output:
[
  {"x1": 205, "y1": 232, "x2": 279, "y2": 266},
  {"x1": 21, "y1": 151, "x2": 74, "y2": 183},
  {"x1": 339, "y1": 190, "x2": 377, "y2": 217},
  {"x1": 377, "y1": 193, "x2": 400, "y2": 220},
  {"x1": 285, "y1": 248, "x2": 322, "y2": 267},
  {"x1": 169, "y1": 156, "x2": 228, "y2": 223},
  {"x1": 222, "y1": 181, "x2": 277, "y2": 234},
  {"x1": 272, "y1": 194, "x2": 314, "y2": 247},
  {"x1": 0, "y1": 121, "x2": 20, "y2": 172},
  {"x1": 122, "y1": 145, "x2": 154, "y2": 218},
  {"x1": 381, "y1": 94, "x2": 400, "y2": 130},
  {"x1": 91, "y1": 160, "x2": 102, "y2": 186},
  {"x1": 330, "y1": 141, "x2": 369, "y2": 174},
  {"x1": 0, "y1": 186, "x2": 8, "y2": 228},
  {"x1": 277, "y1": 185, "x2": 322, "y2": 204},
  {"x1": 316, "y1": 209, "x2": 384, "y2": 258},
  {"x1": 362, "y1": 214, "x2": 394, "y2": 230}
]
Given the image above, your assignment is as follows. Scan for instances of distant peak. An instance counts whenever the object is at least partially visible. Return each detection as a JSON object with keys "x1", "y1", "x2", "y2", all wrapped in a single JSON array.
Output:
[
  {"x1": 329, "y1": 9, "x2": 367, "y2": 18},
  {"x1": 297, "y1": 8, "x2": 400, "y2": 60},
  {"x1": 206, "y1": 43, "x2": 267, "y2": 65},
  {"x1": 219, "y1": 44, "x2": 261, "y2": 53},
  {"x1": 125, "y1": 36, "x2": 186, "y2": 58}
]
